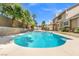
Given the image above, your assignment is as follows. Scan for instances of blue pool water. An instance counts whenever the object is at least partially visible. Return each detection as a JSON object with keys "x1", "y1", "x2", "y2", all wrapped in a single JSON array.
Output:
[{"x1": 14, "y1": 31, "x2": 67, "y2": 48}]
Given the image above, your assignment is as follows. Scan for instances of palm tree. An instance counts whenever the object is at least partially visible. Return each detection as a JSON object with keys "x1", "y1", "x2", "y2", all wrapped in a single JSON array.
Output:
[
  {"x1": 0, "y1": 3, "x2": 23, "y2": 27},
  {"x1": 30, "y1": 19, "x2": 36, "y2": 30},
  {"x1": 41, "y1": 21, "x2": 46, "y2": 30},
  {"x1": 21, "y1": 9, "x2": 31, "y2": 28},
  {"x1": 32, "y1": 14, "x2": 37, "y2": 26},
  {"x1": 0, "y1": 3, "x2": 37, "y2": 29},
  {"x1": 8, "y1": 4, "x2": 23, "y2": 27}
]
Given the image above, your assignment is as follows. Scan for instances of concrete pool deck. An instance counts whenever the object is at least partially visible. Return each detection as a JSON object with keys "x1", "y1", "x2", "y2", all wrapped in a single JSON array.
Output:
[{"x1": 0, "y1": 31, "x2": 79, "y2": 56}]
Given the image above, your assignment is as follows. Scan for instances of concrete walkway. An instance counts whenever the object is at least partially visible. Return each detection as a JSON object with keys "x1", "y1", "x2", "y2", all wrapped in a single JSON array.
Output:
[{"x1": 56, "y1": 31, "x2": 79, "y2": 38}]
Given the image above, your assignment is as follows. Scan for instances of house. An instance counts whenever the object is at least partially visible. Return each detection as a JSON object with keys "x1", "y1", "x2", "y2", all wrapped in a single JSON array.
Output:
[
  {"x1": 52, "y1": 4, "x2": 79, "y2": 32},
  {"x1": 66, "y1": 4, "x2": 79, "y2": 32},
  {"x1": 53, "y1": 11, "x2": 66, "y2": 31},
  {"x1": 46, "y1": 23, "x2": 53, "y2": 31}
]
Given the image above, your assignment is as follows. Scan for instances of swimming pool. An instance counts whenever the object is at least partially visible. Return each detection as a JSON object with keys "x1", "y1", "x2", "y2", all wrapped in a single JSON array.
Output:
[{"x1": 14, "y1": 31, "x2": 67, "y2": 48}]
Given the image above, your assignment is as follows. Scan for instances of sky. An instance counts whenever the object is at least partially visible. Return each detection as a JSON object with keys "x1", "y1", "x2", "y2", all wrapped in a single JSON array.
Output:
[{"x1": 21, "y1": 3, "x2": 75, "y2": 25}]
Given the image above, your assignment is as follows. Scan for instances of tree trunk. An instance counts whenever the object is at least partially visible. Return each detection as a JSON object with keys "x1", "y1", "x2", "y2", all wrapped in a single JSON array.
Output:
[
  {"x1": 22, "y1": 20, "x2": 25, "y2": 28},
  {"x1": 11, "y1": 17, "x2": 15, "y2": 27}
]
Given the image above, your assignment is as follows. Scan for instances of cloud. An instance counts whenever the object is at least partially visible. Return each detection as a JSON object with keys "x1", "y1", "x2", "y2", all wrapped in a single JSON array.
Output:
[
  {"x1": 28, "y1": 3, "x2": 38, "y2": 6},
  {"x1": 43, "y1": 8, "x2": 53, "y2": 11},
  {"x1": 43, "y1": 8, "x2": 63, "y2": 12},
  {"x1": 56, "y1": 9, "x2": 63, "y2": 13},
  {"x1": 46, "y1": 20, "x2": 52, "y2": 24},
  {"x1": 55, "y1": 9, "x2": 63, "y2": 16}
]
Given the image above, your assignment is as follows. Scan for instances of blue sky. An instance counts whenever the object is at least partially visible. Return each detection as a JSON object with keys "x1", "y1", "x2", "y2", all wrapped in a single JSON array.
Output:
[{"x1": 21, "y1": 3, "x2": 75, "y2": 25}]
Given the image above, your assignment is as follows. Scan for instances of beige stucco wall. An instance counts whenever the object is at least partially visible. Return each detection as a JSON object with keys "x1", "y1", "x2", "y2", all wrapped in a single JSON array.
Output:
[
  {"x1": 71, "y1": 19, "x2": 77, "y2": 29},
  {"x1": 66, "y1": 5, "x2": 79, "y2": 19},
  {"x1": 0, "y1": 27, "x2": 27, "y2": 36},
  {"x1": 76, "y1": 18, "x2": 79, "y2": 27},
  {"x1": 0, "y1": 16, "x2": 12, "y2": 27},
  {"x1": 0, "y1": 15, "x2": 23, "y2": 28},
  {"x1": 53, "y1": 18, "x2": 58, "y2": 31},
  {"x1": 47, "y1": 24, "x2": 53, "y2": 30},
  {"x1": 57, "y1": 12, "x2": 66, "y2": 30},
  {"x1": 12, "y1": 20, "x2": 22, "y2": 28}
]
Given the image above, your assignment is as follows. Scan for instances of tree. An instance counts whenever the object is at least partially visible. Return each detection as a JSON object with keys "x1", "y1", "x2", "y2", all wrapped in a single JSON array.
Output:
[
  {"x1": 30, "y1": 19, "x2": 36, "y2": 30},
  {"x1": 0, "y1": 3, "x2": 23, "y2": 27},
  {"x1": 20, "y1": 9, "x2": 30, "y2": 28},
  {"x1": 41, "y1": 21, "x2": 46, "y2": 30},
  {"x1": 32, "y1": 14, "x2": 37, "y2": 26},
  {"x1": 0, "y1": 3, "x2": 37, "y2": 29}
]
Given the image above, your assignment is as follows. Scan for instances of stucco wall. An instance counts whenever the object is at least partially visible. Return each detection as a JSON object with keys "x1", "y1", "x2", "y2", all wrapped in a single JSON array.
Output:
[
  {"x1": 71, "y1": 19, "x2": 77, "y2": 29},
  {"x1": 0, "y1": 16, "x2": 12, "y2": 27},
  {"x1": 66, "y1": 5, "x2": 79, "y2": 19},
  {"x1": 0, "y1": 27, "x2": 27, "y2": 36},
  {"x1": 55, "y1": 12, "x2": 66, "y2": 30},
  {"x1": 12, "y1": 20, "x2": 22, "y2": 27},
  {"x1": 77, "y1": 18, "x2": 79, "y2": 27}
]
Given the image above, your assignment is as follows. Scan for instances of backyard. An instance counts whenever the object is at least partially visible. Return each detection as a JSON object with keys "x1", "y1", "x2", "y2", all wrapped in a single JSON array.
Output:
[{"x1": 0, "y1": 3, "x2": 79, "y2": 56}]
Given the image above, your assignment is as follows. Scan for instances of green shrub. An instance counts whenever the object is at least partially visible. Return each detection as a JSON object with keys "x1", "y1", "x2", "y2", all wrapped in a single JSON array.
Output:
[
  {"x1": 61, "y1": 27, "x2": 69, "y2": 32},
  {"x1": 74, "y1": 27, "x2": 79, "y2": 33}
]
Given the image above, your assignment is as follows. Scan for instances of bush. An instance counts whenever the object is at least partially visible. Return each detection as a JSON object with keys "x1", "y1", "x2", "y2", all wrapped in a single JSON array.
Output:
[
  {"x1": 74, "y1": 27, "x2": 79, "y2": 33},
  {"x1": 61, "y1": 27, "x2": 69, "y2": 32}
]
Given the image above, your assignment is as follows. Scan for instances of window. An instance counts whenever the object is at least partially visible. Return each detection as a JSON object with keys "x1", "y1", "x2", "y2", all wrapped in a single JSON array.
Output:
[{"x1": 64, "y1": 21, "x2": 68, "y2": 26}]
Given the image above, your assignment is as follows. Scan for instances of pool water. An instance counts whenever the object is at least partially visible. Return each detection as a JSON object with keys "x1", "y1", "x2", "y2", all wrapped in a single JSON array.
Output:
[{"x1": 14, "y1": 31, "x2": 67, "y2": 48}]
